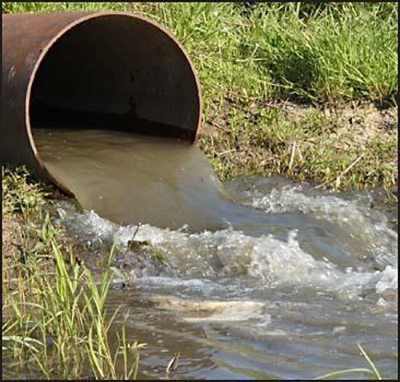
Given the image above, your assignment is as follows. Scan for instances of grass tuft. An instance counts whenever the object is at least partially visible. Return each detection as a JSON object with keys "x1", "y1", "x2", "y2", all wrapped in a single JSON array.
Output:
[
  {"x1": 2, "y1": 2, "x2": 397, "y2": 189},
  {"x1": 2, "y1": 167, "x2": 144, "y2": 379},
  {"x1": 315, "y1": 343, "x2": 383, "y2": 380},
  {"x1": 1, "y1": 3, "x2": 398, "y2": 377}
]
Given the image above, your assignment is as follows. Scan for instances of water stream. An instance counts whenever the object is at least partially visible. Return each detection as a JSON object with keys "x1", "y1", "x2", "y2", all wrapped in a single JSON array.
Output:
[{"x1": 16, "y1": 128, "x2": 400, "y2": 378}]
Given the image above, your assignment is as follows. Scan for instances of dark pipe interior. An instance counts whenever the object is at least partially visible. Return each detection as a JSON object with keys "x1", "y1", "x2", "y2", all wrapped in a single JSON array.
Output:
[{"x1": 30, "y1": 15, "x2": 200, "y2": 140}]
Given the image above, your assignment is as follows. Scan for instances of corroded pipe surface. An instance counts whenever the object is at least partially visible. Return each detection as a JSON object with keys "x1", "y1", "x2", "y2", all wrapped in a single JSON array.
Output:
[{"x1": 1, "y1": 12, "x2": 202, "y2": 193}]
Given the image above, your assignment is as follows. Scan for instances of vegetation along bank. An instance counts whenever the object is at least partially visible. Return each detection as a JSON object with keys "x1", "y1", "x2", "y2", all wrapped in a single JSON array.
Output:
[{"x1": 2, "y1": 2, "x2": 397, "y2": 379}]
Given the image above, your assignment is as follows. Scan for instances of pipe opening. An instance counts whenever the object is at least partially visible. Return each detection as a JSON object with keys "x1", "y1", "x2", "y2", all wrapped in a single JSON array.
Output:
[{"x1": 30, "y1": 14, "x2": 201, "y2": 141}]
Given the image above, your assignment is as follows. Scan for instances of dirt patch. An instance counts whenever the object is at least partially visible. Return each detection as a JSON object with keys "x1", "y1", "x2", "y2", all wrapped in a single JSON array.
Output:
[
  {"x1": 200, "y1": 99, "x2": 397, "y2": 188},
  {"x1": 2, "y1": 216, "x2": 15, "y2": 259},
  {"x1": 204, "y1": 100, "x2": 397, "y2": 146},
  {"x1": 2, "y1": 213, "x2": 27, "y2": 259},
  {"x1": 321, "y1": 103, "x2": 397, "y2": 147}
]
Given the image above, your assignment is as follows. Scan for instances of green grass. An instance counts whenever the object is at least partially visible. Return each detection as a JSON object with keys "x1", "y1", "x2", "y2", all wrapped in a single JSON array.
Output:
[
  {"x1": 200, "y1": 103, "x2": 397, "y2": 189},
  {"x1": 2, "y1": 170, "x2": 392, "y2": 380},
  {"x1": 315, "y1": 343, "x2": 383, "y2": 380},
  {"x1": 3, "y1": 2, "x2": 397, "y2": 107},
  {"x1": 3, "y1": 2, "x2": 397, "y2": 189},
  {"x1": 2, "y1": 5, "x2": 397, "y2": 378},
  {"x1": 2, "y1": 167, "x2": 144, "y2": 379}
]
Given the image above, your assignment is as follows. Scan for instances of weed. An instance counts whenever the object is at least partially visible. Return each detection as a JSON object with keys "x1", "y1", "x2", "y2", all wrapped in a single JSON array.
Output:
[
  {"x1": 316, "y1": 343, "x2": 383, "y2": 380},
  {"x1": 2, "y1": 168, "x2": 144, "y2": 379},
  {"x1": 2, "y1": 3, "x2": 397, "y2": 189}
]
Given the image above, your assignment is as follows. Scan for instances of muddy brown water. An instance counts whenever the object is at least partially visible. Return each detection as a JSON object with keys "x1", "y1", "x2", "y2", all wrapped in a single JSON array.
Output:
[
  {"x1": 3, "y1": 127, "x2": 398, "y2": 379},
  {"x1": 33, "y1": 127, "x2": 234, "y2": 231}
]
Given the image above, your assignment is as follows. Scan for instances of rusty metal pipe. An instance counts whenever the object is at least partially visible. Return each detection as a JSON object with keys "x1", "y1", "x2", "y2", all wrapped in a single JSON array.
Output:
[{"x1": 2, "y1": 12, "x2": 202, "y2": 193}]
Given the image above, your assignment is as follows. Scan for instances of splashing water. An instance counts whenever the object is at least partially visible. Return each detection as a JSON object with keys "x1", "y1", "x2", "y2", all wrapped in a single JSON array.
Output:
[
  {"x1": 56, "y1": 180, "x2": 397, "y2": 304},
  {"x1": 31, "y1": 128, "x2": 397, "y2": 379},
  {"x1": 53, "y1": 177, "x2": 398, "y2": 379}
]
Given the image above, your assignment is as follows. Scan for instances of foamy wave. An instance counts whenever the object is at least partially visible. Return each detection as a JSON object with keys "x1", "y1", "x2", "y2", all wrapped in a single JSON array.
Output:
[
  {"x1": 249, "y1": 187, "x2": 398, "y2": 264},
  {"x1": 55, "y1": 196, "x2": 397, "y2": 302}
]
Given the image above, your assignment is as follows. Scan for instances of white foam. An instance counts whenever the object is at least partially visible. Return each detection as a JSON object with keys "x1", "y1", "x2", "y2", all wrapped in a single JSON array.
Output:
[
  {"x1": 249, "y1": 186, "x2": 398, "y2": 265},
  {"x1": 148, "y1": 296, "x2": 271, "y2": 325},
  {"x1": 56, "y1": 190, "x2": 398, "y2": 302}
]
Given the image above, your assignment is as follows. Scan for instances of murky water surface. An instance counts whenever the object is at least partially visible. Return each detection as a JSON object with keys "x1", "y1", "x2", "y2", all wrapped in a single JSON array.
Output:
[
  {"x1": 16, "y1": 128, "x2": 400, "y2": 378},
  {"x1": 34, "y1": 127, "x2": 236, "y2": 231}
]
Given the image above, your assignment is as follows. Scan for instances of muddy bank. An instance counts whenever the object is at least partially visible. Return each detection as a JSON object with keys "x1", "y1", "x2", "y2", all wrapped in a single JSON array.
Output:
[{"x1": 200, "y1": 101, "x2": 398, "y2": 189}]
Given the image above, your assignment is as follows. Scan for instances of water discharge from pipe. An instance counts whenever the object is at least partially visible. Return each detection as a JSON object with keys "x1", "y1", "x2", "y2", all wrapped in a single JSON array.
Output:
[
  {"x1": 33, "y1": 126, "x2": 238, "y2": 231},
  {"x1": 3, "y1": 12, "x2": 399, "y2": 380},
  {"x1": 2, "y1": 11, "x2": 275, "y2": 233},
  {"x1": 2, "y1": 12, "x2": 202, "y2": 196}
]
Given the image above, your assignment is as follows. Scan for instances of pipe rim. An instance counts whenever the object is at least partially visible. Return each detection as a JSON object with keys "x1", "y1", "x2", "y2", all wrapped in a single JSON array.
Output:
[{"x1": 24, "y1": 11, "x2": 203, "y2": 194}]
